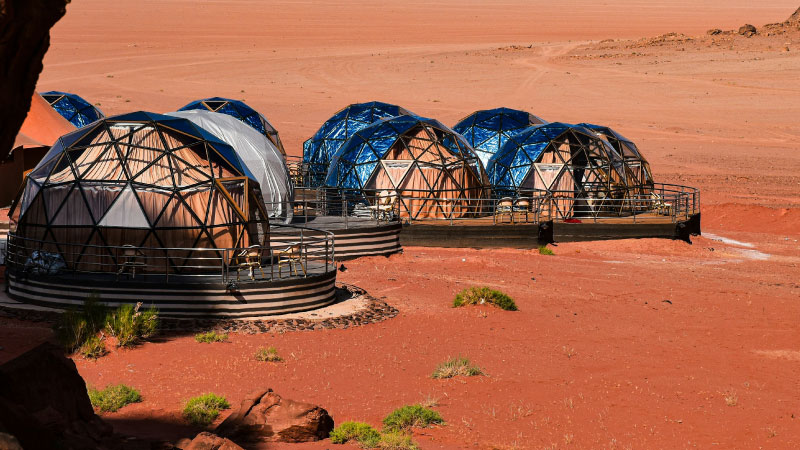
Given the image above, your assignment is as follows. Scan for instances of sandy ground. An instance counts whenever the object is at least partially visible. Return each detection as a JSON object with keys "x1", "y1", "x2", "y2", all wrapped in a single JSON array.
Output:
[{"x1": 1, "y1": 1, "x2": 799, "y2": 449}]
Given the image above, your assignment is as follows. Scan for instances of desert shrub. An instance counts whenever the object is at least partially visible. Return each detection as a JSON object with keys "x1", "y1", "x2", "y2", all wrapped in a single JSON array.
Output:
[
  {"x1": 453, "y1": 286, "x2": 517, "y2": 311},
  {"x1": 105, "y1": 302, "x2": 160, "y2": 347},
  {"x1": 80, "y1": 335, "x2": 107, "y2": 359},
  {"x1": 194, "y1": 331, "x2": 228, "y2": 343},
  {"x1": 88, "y1": 384, "x2": 142, "y2": 412},
  {"x1": 382, "y1": 405, "x2": 443, "y2": 433},
  {"x1": 538, "y1": 245, "x2": 554, "y2": 255},
  {"x1": 182, "y1": 393, "x2": 231, "y2": 426},
  {"x1": 330, "y1": 421, "x2": 382, "y2": 447},
  {"x1": 55, "y1": 294, "x2": 107, "y2": 352},
  {"x1": 137, "y1": 305, "x2": 159, "y2": 338},
  {"x1": 378, "y1": 432, "x2": 420, "y2": 450},
  {"x1": 254, "y1": 346, "x2": 282, "y2": 362},
  {"x1": 432, "y1": 356, "x2": 483, "y2": 379}
]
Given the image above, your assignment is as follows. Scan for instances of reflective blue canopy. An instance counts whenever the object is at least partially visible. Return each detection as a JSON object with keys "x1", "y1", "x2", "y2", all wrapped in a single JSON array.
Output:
[
  {"x1": 179, "y1": 97, "x2": 284, "y2": 153},
  {"x1": 35, "y1": 111, "x2": 256, "y2": 183},
  {"x1": 41, "y1": 91, "x2": 105, "y2": 128},
  {"x1": 303, "y1": 101, "x2": 413, "y2": 186},
  {"x1": 325, "y1": 114, "x2": 481, "y2": 191},
  {"x1": 487, "y1": 122, "x2": 619, "y2": 195},
  {"x1": 453, "y1": 107, "x2": 547, "y2": 167}
]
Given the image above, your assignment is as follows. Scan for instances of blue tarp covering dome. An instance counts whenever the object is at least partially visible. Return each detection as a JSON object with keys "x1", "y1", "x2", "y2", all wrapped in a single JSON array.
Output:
[
  {"x1": 325, "y1": 115, "x2": 489, "y2": 219},
  {"x1": 487, "y1": 122, "x2": 628, "y2": 207},
  {"x1": 303, "y1": 101, "x2": 413, "y2": 187},
  {"x1": 452, "y1": 107, "x2": 547, "y2": 168},
  {"x1": 179, "y1": 97, "x2": 285, "y2": 155},
  {"x1": 11, "y1": 111, "x2": 270, "y2": 270},
  {"x1": 41, "y1": 91, "x2": 105, "y2": 128}
]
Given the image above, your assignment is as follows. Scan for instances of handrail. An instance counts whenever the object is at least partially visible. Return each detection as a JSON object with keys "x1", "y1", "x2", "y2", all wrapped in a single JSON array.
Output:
[
  {"x1": 284, "y1": 183, "x2": 699, "y2": 226},
  {"x1": 5, "y1": 227, "x2": 336, "y2": 284}
]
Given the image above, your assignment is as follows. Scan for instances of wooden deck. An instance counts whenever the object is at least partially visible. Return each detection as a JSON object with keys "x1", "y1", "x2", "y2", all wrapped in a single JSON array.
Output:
[{"x1": 401, "y1": 213, "x2": 701, "y2": 247}]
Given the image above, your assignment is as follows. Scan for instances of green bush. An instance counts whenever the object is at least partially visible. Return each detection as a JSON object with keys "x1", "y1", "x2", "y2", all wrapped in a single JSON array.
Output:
[
  {"x1": 182, "y1": 393, "x2": 231, "y2": 426},
  {"x1": 538, "y1": 245, "x2": 554, "y2": 255},
  {"x1": 80, "y1": 335, "x2": 107, "y2": 359},
  {"x1": 194, "y1": 331, "x2": 228, "y2": 343},
  {"x1": 432, "y1": 356, "x2": 483, "y2": 379},
  {"x1": 105, "y1": 302, "x2": 160, "y2": 347},
  {"x1": 453, "y1": 286, "x2": 517, "y2": 311},
  {"x1": 254, "y1": 346, "x2": 282, "y2": 362},
  {"x1": 330, "y1": 421, "x2": 381, "y2": 447},
  {"x1": 378, "y1": 432, "x2": 420, "y2": 450},
  {"x1": 88, "y1": 384, "x2": 142, "y2": 412},
  {"x1": 55, "y1": 294, "x2": 107, "y2": 352},
  {"x1": 382, "y1": 405, "x2": 443, "y2": 433}
]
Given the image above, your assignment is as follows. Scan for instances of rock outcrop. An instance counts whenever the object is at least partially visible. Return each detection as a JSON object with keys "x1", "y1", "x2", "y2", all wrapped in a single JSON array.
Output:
[
  {"x1": 788, "y1": 6, "x2": 800, "y2": 24},
  {"x1": 0, "y1": 342, "x2": 120, "y2": 449},
  {"x1": 0, "y1": 0, "x2": 70, "y2": 158},
  {"x1": 215, "y1": 389, "x2": 334, "y2": 444}
]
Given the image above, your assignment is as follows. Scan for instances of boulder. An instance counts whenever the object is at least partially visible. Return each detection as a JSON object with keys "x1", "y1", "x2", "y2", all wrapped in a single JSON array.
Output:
[
  {"x1": 182, "y1": 432, "x2": 244, "y2": 450},
  {"x1": 706, "y1": 28, "x2": 722, "y2": 35},
  {"x1": 738, "y1": 24, "x2": 757, "y2": 36},
  {"x1": 0, "y1": 342, "x2": 118, "y2": 449},
  {"x1": 215, "y1": 389, "x2": 334, "y2": 444}
]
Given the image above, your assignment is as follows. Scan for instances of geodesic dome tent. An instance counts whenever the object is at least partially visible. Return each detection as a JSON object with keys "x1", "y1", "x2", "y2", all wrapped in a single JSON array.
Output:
[
  {"x1": 179, "y1": 97, "x2": 285, "y2": 155},
  {"x1": 168, "y1": 109, "x2": 293, "y2": 220},
  {"x1": 303, "y1": 101, "x2": 413, "y2": 187},
  {"x1": 41, "y1": 91, "x2": 105, "y2": 128},
  {"x1": 487, "y1": 122, "x2": 632, "y2": 218},
  {"x1": 325, "y1": 115, "x2": 489, "y2": 220},
  {"x1": 452, "y1": 107, "x2": 547, "y2": 168},
  {"x1": 578, "y1": 123, "x2": 654, "y2": 189},
  {"x1": 9, "y1": 112, "x2": 270, "y2": 273}
]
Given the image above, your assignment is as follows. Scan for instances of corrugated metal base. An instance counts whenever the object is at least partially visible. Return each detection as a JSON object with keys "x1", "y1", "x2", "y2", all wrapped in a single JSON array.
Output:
[
  {"x1": 273, "y1": 222, "x2": 402, "y2": 260},
  {"x1": 5, "y1": 270, "x2": 337, "y2": 318}
]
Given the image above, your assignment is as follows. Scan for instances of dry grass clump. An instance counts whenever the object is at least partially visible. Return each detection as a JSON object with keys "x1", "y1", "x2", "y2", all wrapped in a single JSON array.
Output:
[
  {"x1": 56, "y1": 296, "x2": 159, "y2": 357},
  {"x1": 432, "y1": 356, "x2": 483, "y2": 379},
  {"x1": 194, "y1": 331, "x2": 228, "y2": 343},
  {"x1": 382, "y1": 405, "x2": 444, "y2": 433},
  {"x1": 182, "y1": 393, "x2": 230, "y2": 425},
  {"x1": 88, "y1": 384, "x2": 142, "y2": 412},
  {"x1": 56, "y1": 294, "x2": 107, "y2": 352},
  {"x1": 105, "y1": 302, "x2": 159, "y2": 347},
  {"x1": 254, "y1": 346, "x2": 282, "y2": 362},
  {"x1": 453, "y1": 286, "x2": 517, "y2": 311},
  {"x1": 330, "y1": 421, "x2": 382, "y2": 447},
  {"x1": 377, "y1": 432, "x2": 420, "y2": 450},
  {"x1": 80, "y1": 335, "x2": 107, "y2": 359},
  {"x1": 538, "y1": 245, "x2": 554, "y2": 255},
  {"x1": 331, "y1": 405, "x2": 440, "y2": 449}
]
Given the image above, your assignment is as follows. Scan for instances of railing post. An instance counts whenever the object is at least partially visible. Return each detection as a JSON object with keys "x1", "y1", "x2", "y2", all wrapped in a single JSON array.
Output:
[{"x1": 221, "y1": 249, "x2": 226, "y2": 283}]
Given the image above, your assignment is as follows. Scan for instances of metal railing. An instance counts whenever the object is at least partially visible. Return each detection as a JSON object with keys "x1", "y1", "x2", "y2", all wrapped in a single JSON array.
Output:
[
  {"x1": 285, "y1": 183, "x2": 699, "y2": 226},
  {"x1": 4, "y1": 222, "x2": 335, "y2": 285}
]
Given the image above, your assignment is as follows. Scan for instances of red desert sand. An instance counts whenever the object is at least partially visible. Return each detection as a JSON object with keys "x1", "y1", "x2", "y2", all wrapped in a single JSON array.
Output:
[{"x1": 1, "y1": 1, "x2": 799, "y2": 448}]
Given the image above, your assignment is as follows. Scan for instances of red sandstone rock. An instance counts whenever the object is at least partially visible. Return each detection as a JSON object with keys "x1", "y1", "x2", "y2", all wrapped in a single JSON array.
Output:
[{"x1": 215, "y1": 389, "x2": 333, "y2": 444}]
